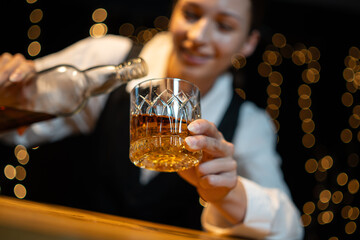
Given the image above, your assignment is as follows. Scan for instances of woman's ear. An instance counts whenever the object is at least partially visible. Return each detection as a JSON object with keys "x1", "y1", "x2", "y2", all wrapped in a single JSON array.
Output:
[{"x1": 241, "y1": 29, "x2": 261, "y2": 57}]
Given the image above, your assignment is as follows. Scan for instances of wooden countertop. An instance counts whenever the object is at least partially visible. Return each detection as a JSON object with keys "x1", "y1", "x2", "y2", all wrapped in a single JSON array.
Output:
[{"x1": 0, "y1": 196, "x2": 241, "y2": 240}]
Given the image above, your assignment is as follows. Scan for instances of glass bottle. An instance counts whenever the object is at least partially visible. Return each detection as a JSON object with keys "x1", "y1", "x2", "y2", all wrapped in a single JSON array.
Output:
[{"x1": 0, "y1": 57, "x2": 147, "y2": 132}]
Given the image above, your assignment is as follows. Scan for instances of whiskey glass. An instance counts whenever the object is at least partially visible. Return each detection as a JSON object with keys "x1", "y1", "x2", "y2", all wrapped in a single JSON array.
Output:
[{"x1": 129, "y1": 78, "x2": 202, "y2": 172}]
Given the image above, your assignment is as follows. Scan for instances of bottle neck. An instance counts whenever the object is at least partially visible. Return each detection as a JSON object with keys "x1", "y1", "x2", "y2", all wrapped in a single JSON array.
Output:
[{"x1": 85, "y1": 57, "x2": 148, "y2": 97}]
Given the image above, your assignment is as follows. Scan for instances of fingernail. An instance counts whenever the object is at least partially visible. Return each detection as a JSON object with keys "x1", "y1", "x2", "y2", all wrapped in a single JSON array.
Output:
[
  {"x1": 9, "y1": 72, "x2": 23, "y2": 82},
  {"x1": 187, "y1": 122, "x2": 197, "y2": 132},
  {"x1": 185, "y1": 137, "x2": 200, "y2": 150},
  {"x1": 185, "y1": 137, "x2": 194, "y2": 146}
]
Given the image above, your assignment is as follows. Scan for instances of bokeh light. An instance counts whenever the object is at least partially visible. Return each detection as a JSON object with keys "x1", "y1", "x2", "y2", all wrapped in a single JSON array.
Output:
[{"x1": 92, "y1": 8, "x2": 107, "y2": 23}]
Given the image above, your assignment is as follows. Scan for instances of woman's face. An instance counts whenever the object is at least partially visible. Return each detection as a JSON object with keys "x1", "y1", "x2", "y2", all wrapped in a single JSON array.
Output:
[{"x1": 168, "y1": 0, "x2": 256, "y2": 83}]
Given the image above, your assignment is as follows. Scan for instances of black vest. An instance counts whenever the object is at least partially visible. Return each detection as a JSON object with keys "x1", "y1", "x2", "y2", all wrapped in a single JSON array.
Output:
[{"x1": 0, "y1": 48, "x2": 244, "y2": 230}]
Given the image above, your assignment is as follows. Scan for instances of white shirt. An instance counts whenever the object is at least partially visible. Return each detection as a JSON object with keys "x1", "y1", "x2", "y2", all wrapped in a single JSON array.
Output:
[{"x1": 0, "y1": 32, "x2": 304, "y2": 239}]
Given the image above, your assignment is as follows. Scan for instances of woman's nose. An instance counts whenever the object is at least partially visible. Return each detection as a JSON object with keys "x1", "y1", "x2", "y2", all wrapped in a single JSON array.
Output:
[{"x1": 187, "y1": 18, "x2": 211, "y2": 45}]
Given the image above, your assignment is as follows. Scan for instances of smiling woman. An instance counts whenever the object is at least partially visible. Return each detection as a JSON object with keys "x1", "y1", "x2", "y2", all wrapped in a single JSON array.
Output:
[
  {"x1": 167, "y1": 0, "x2": 260, "y2": 96},
  {"x1": 0, "y1": 0, "x2": 303, "y2": 239}
]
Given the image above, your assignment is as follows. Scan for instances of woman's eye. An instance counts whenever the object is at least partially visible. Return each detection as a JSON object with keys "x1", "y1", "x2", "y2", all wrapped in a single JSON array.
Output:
[
  {"x1": 183, "y1": 10, "x2": 200, "y2": 22},
  {"x1": 218, "y1": 22, "x2": 234, "y2": 31}
]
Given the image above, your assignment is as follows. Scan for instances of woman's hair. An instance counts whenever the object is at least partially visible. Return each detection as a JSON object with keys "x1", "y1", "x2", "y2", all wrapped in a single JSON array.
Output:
[
  {"x1": 171, "y1": 0, "x2": 266, "y2": 32},
  {"x1": 250, "y1": 0, "x2": 265, "y2": 31}
]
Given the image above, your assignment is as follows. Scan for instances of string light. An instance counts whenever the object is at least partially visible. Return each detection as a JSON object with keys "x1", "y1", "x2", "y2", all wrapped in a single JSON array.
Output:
[
  {"x1": 90, "y1": 8, "x2": 108, "y2": 38},
  {"x1": 259, "y1": 32, "x2": 359, "y2": 238},
  {"x1": 27, "y1": 2, "x2": 42, "y2": 57}
]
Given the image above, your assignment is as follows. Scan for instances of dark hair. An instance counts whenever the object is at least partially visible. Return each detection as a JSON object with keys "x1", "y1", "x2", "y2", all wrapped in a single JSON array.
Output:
[{"x1": 249, "y1": 0, "x2": 266, "y2": 32}]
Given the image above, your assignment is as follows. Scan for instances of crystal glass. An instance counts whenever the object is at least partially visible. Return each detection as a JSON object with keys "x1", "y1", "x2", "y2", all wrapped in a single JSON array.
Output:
[{"x1": 129, "y1": 78, "x2": 202, "y2": 172}]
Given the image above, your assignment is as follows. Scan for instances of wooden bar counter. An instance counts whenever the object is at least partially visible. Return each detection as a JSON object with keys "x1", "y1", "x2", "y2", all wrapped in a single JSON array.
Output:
[{"x1": 0, "y1": 196, "x2": 241, "y2": 240}]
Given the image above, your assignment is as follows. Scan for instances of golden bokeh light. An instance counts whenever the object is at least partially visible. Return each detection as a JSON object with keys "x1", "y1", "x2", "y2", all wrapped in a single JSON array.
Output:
[
  {"x1": 266, "y1": 107, "x2": 279, "y2": 120},
  {"x1": 136, "y1": 29, "x2": 158, "y2": 43},
  {"x1": 319, "y1": 189, "x2": 331, "y2": 203},
  {"x1": 292, "y1": 50, "x2": 306, "y2": 65},
  {"x1": 343, "y1": 68, "x2": 355, "y2": 82},
  {"x1": 299, "y1": 108, "x2": 313, "y2": 121},
  {"x1": 272, "y1": 119, "x2": 280, "y2": 133},
  {"x1": 272, "y1": 33, "x2": 286, "y2": 48},
  {"x1": 305, "y1": 158, "x2": 318, "y2": 173},
  {"x1": 308, "y1": 60, "x2": 321, "y2": 72},
  {"x1": 90, "y1": 23, "x2": 108, "y2": 38},
  {"x1": 16, "y1": 149, "x2": 27, "y2": 160},
  {"x1": 267, "y1": 97, "x2": 282, "y2": 109},
  {"x1": 154, "y1": 16, "x2": 169, "y2": 30},
  {"x1": 349, "y1": 46, "x2": 360, "y2": 59},
  {"x1": 353, "y1": 105, "x2": 360, "y2": 117},
  {"x1": 298, "y1": 84, "x2": 312, "y2": 97},
  {"x1": 354, "y1": 72, "x2": 360, "y2": 87},
  {"x1": 342, "y1": 205, "x2": 352, "y2": 219},
  {"x1": 15, "y1": 166, "x2": 26, "y2": 181},
  {"x1": 302, "y1": 118, "x2": 315, "y2": 133},
  {"x1": 14, "y1": 184, "x2": 27, "y2": 199},
  {"x1": 258, "y1": 62, "x2": 272, "y2": 77},
  {"x1": 28, "y1": 25, "x2": 41, "y2": 40},
  {"x1": 231, "y1": 54, "x2": 247, "y2": 69},
  {"x1": 331, "y1": 191, "x2": 343, "y2": 204},
  {"x1": 235, "y1": 88, "x2": 246, "y2": 100},
  {"x1": 303, "y1": 201, "x2": 316, "y2": 214},
  {"x1": 302, "y1": 68, "x2": 320, "y2": 84},
  {"x1": 349, "y1": 114, "x2": 360, "y2": 129},
  {"x1": 345, "y1": 221, "x2": 357, "y2": 235},
  {"x1": 26, "y1": 0, "x2": 37, "y2": 3},
  {"x1": 302, "y1": 49, "x2": 313, "y2": 64},
  {"x1": 301, "y1": 214, "x2": 312, "y2": 227},
  {"x1": 340, "y1": 128, "x2": 352, "y2": 143},
  {"x1": 119, "y1": 23, "x2": 135, "y2": 36},
  {"x1": 348, "y1": 179, "x2": 359, "y2": 194},
  {"x1": 302, "y1": 133, "x2": 315, "y2": 148},
  {"x1": 15, "y1": 145, "x2": 29, "y2": 165},
  {"x1": 320, "y1": 156, "x2": 333, "y2": 170},
  {"x1": 28, "y1": 41, "x2": 41, "y2": 57},
  {"x1": 318, "y1": 211, "x2": 334, "y2": 225},
  {"x1": 29, "y1": 9, "x2": 43, "y2": 23},
  {"x1": 346, "y1": 81, "x2": 357, "y2": 93},
  {"x1": 268, "y1": 71, "x2": 283, "y2": 86},
  {"x1": 92, "y1": 8, "x2": 107, "y2": 23},
  {"x1": 263, "y1": 50, "x2": 281, "y2": 66},
  {"x1": 308, "y1": 47, "x2": 320, "y2": 61},
  {"x1": 267, "y1": 84, "x2": 281, "y2": 97},
  {"x1": 342, "y1": 92, "x2": 353, "y2": 107},
  {"x1": 344, "y1": 56, "x2": 358, "y2": 70},
  {"x1": 4, "y1": 165, "x2": 16, "y2": 180},
  {"x1": 348, "y1": 207, "x2": 359, "y2": 220},
  {"x1": 337, "y1": 172, "x2": 349, "y2": 186},
  {"x1": 298, "y1": 97, "x2": 312, "y2": 109}
]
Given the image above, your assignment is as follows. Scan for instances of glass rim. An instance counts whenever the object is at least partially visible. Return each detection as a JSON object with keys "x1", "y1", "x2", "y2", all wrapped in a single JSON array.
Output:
[{"x1": 130, "y1": 77, "x2": 200, "y2": 93}]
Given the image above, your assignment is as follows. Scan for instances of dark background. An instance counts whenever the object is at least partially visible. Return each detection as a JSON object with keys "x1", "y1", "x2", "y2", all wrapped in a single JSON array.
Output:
[{"x1": 1, "y1": 1, "x2": 360, "y2": 239}]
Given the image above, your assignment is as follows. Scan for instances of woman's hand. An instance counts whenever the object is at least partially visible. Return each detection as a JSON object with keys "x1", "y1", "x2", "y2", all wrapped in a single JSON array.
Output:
[
  {"x1": 0, "y1": 53, "x2": 35, "y2": 85},
  {"x1": 180, "y1": 119, "x2": 238, "y2": 202},
  {"x1": 178, "y1": 119, "x2": 247, "y2": 224},
  {"x1": 0, "y1": 53, "x2": 36, "y2": 102}
]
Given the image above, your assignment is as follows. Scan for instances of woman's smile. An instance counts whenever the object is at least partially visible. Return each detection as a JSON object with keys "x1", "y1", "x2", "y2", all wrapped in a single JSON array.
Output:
[{"x1": 179, "y1": 46, "x2": 213, "y2": 65}]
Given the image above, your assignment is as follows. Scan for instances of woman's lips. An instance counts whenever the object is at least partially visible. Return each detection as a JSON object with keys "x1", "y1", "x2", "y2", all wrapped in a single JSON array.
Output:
[{"x1": 180, "y1": 48, "x2": 212, "y2": 65}]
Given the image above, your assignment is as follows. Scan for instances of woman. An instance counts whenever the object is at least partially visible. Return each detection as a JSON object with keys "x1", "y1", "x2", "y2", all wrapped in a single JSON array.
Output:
[{"x1": 0, "y1": 0, "x2": 304, "y2": 239}]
